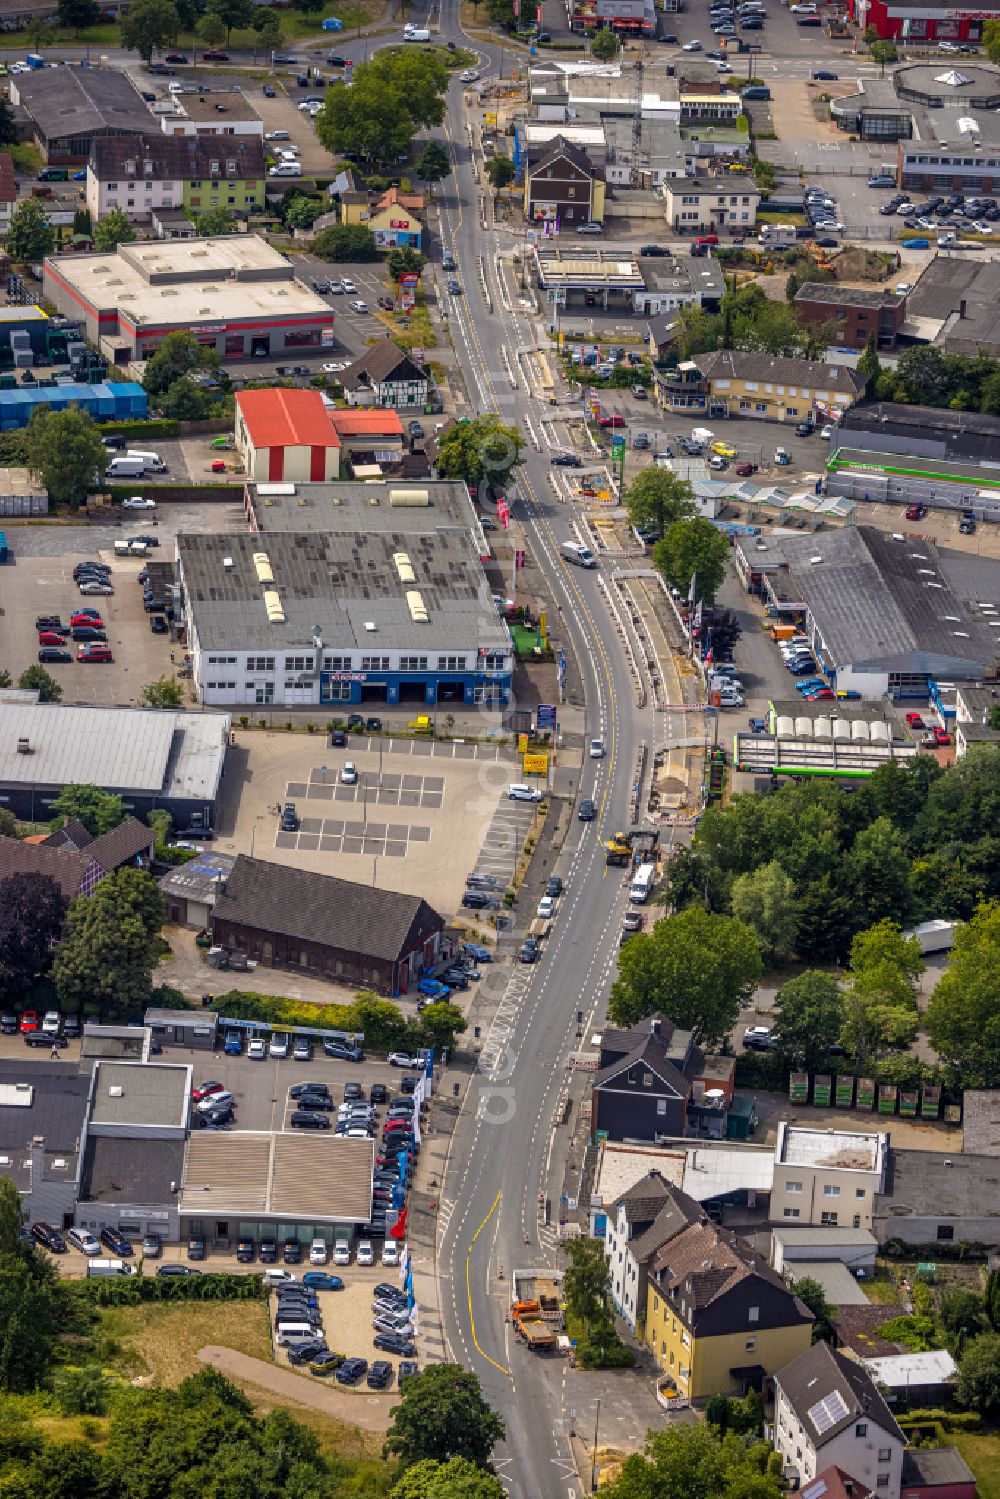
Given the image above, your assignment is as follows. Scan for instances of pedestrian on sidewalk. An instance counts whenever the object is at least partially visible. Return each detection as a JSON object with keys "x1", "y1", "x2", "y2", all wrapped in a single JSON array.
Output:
[{"x1": 50, "y1": 1044, "x2": 59, "y2": 1059}]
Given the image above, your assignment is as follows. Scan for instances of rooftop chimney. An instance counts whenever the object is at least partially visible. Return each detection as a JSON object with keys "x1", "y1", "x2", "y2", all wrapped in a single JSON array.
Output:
[{"x1": 959, "y1": 299, "x2": 968, "y2": 319}]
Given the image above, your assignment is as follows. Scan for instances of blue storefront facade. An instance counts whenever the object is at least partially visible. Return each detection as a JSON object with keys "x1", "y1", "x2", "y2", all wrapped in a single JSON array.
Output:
[{"x1": 319, "y1": 665, "x2": 511, "y2": 707}]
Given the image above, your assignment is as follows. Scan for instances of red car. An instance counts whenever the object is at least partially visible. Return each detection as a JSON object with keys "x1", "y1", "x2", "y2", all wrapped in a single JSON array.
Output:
[
  {"x1": 735, "y1": 462, "x2": 756, "y2": 477},
  {"x1": 38, "y1": 631, "x2": 67, "y2": 646},
  {"x1": 78, "y1": 647, "x2": 113, "y2": 663},
  {"x1": 202, "y1": 48, "x2": 229, "y2": 59},
  {"x1": 211, "y1": 459, "x2": 227, "y2": 473},
  {"x1": 932, "y1": 726, "x2": 950, "y2": 745},
  {"x1": 905, "y1": 712, "x2": 925, "y2": 729},
  {"x1": 805, "y1": 688, "x2": 835, "y2": 700},
  {"x1": 191, "y1": 1080, "x2": 226, "y2": 1102},
  {"x1": 599, "y1": 415, "x2": 626, "y2": 428},
  {"x1": 71, "y1": 614, "x2": 103, "y2": 628},
  {"x1": 19, "y1": 1011, "x2": 39, "y2": 1033},
  {"x1": 905, "y1": 503, "x2": 926, "y2": 521}
]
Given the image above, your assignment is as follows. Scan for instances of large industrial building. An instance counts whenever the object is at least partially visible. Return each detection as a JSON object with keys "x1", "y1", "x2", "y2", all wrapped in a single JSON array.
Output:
[
  {"x1": 731, "y1": 525, "x2": 1000, "y2": 700},
  {"x1": 42, "y1": 236, "x2": 334, "y2": 364},
  {"x1": 243, "y1": 477, "x2": 491, "y2": 560},
  {"x1": 175, "y1": 527, "x2": 512, "y2": 709},
  {"x1": 0, "y1": 699, "x2": 230, "y2": 823}
]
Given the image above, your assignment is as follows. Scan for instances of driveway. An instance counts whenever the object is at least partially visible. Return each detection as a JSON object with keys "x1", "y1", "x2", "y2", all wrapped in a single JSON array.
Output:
[{"x1": 198, "y1": 1345, "x2": 394, "y2": 1430}]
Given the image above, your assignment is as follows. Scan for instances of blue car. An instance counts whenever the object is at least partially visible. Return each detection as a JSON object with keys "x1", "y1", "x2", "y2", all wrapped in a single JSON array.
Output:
[
  {"x1": 902, "y1": 237, "x2": 930, "y2": 249},
  {"x1": 303, "y1": 1271, "x2": 344, "y2": 1290},
  {"x1": 795, "y1": 680, "x2": 826, "y2": 693},
  {"x1": 223, "y1": 1029, "x2": 242, "y2": 1056},
  {"x1": 463, "y1": 943, "x2": 491, "y2": 963},
  {"x1": 788, "y1": 661, "x2": 817, "y2": 674},
  {"x1": 417, "y1": 978, "x2": 451, "y2": 1001},
  {"x1": 72, "y1": 170, "x2": 87, "y2": 181}
]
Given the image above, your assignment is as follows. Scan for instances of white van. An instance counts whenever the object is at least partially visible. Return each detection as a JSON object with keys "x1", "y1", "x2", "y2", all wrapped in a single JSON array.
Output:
[
  {"x1": 561, "y1": 540, "x2": 597, "y2": 569},
  {"x1": 629, "y1": 864, "x2": 656, "y2": 904},
  {"x1": 275, "y1": 1322, "x2": 319, "y2": 1346},
  {"x1": 404, "y1": 26, "x2": 430, "y2": 39},
  {"x1": 126, "y1": 449, "x2": 167, "y2": 473},
  {"x1": 107, "y1": 456, "x2": 145, "y2": 479},
  {"x1": 269, "y1": 161, "x2": 302, "y2": 177},
  {"x1": 87, "y1": 1258, "x2": 136, "y2": 1278}
]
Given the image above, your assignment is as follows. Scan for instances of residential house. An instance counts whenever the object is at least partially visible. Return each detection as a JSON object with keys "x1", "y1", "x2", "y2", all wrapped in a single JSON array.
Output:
[
  {"x1": 772, "y1": 1123, "x2": 888, "y2": 1230},
  {"x1": 523, "y1": 135, "x2": 603, "y2": 227},
  {"x1": 793, "y1": 282, "x2": 906, "y2": 353},
  {"x1": 647, "y1": 313, "x2": 680, "y2": 361},
  {"x1": 0, "y1": 153, "x2": 16, "y2": 235},
  {"x1": 339, "y1": 338, "x2": 429, "y2": 411},
  {"x1": 87, "y1": 133, "x2": 265, "y2": 226},
  {"x1": 772, "y1": 1342, "x2": 906, "y2": 1498},
  {"x1": 0, "y1": 816, "x2": 155, "y2": 899},
  {"x1": 659, "y1": 175, "x2": 760, "y2": 234},
  {"x1": 234, "y1": 388, "x2": 342, "y2": 483},
  {"x1": 660, "y1": 350, "x2": 867, "y2": 424},
  {"x1": 210, "y1": 853, "x2": 445, "y2": 993},
  {"x1": 591, "y1": 1015, "x2": 694, "y2": 1143},
  {"x1": 330, "y1": 166, "x2": 369, "y2": 225},
  {"x1": 645, "y1": 1214, "x2": 814, "y2": 1399},
  {"x1": 159, "y1": 89, "x2": 264, "y2": 139},
  {"x1": 369, "y1": 187, "x2": 424, "y2": 250},
  {"x1": 604, "y1": 1171, "x2": 703, "y2": 1329},
  {"x1": 634, "y1": 254, "x2": 725, "y2": 316},
  {"x1": 327, "y1": 408, "x2": 405, "y2": 472}
]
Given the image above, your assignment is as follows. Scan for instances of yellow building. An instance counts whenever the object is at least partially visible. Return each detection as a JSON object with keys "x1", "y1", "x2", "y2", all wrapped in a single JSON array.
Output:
[
  {"x1": 689, "y1": 351, "x2": 868, "y2": 426},
  {"x1": 644, "y1": 1219, "x2": 813, "y2": 1401}
]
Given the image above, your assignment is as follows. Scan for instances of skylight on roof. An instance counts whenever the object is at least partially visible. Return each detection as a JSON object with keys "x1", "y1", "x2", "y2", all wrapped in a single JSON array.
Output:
[{"x1": 935, "y1": 69, "x2": 971, "y2": 86}]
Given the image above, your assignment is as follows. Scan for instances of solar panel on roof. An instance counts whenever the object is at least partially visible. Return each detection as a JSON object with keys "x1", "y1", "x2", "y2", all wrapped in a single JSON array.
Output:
[
  {"x1": 802, "y1": 1482, "x2": 827, "y2": 1499},
  {"x1": 808, "y1": 1390, "x2": 849, "y2": 1435}
]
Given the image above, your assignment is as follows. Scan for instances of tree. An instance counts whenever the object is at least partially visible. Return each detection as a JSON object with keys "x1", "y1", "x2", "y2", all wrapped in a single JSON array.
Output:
[
  {"x1": 418, "y1": 1001, "x2": 466, "y2": 1052},
  {"x1": 140, "y1": 676, "x2": 184, "y2": 709},
  {"x1": 846, "y1": 816, "x2": 913, "y2": 929},
  {"x1": 653, "y1": 516, "x2": 730, "y2": 604},
  {"x1": 435, "y1": 414, "x2": 525, "y2": 489},
  {"x1": 73, "y1": 207, "x2": 93, "y2": 238},
  {"x1": 92, "y1": 207, "x2": 135, "y2": 253},
  {"x1": 414, "y1": 141, "x2": 451, "y2": 189},
  {"x1": 842, "y1": 964, "x2": 918, "y2": 1062},
  {"x1": 926, "y1": 900, "x2": 1000, "y2": 1087},
  {"x1": 6, "y1": 197, "x2": 54, "y2": 263},
  {"x1": 143, "y1": 329, "x2": 218, "y2": 398},
  {"x1": 987, "y1": 1267, "x2": 1000, "y2": 1332},
  {"x1": 0, "y1": 670, "x2": 10, "y2": 690},
  {"x1": 195, "y1": 207, "x2": 235, "y2": 236},
  {"x1": 195, "y1": 10, "x2": 227, "y2": 46},
  {"x1": 351, "y1": 991, "x2": 408, "y2": 1050},
  {"x1": 383, "y1": 1364, "x2": 505, "y2": 1468},
  {"x1": 386, "y1": 245, "x2": 426, "y2": 281},
  {"x1": 858, "y1": 331, "x2": 882, "y2": 396},
  {"x1": 0, "y1": 873, "x2": 67, "y2": 992},
  {"x1": 252, "y1": 8, "x2": 284, "y2": 52},
  {"x1": 624, "y1": 467, "x2": 694, "y2": 538},
  {"x1": 730, "y1": 860, "x2": 799, "y2": 964},
  {"x1": 25, "y1": 17, "x2": 55, "y2": 50},
  {"x1": 316, "y1": 73, "x2": 418, "y2": 166},
  {"x1": 389, "y1": 1460, "x2": 506, "y2": 1499},
  {"x1": 939, "y1": 1289, "x2": 989, "y2": 1356},
  {"x1": 53, "y1": 868, "x2": 165, "y2": 1018},
  {"x1": 771, "y1": 970, "x2": 845, "y2": 1071},
  {"x1": 958, "y1": 1333, "x2": 1000, "y2": 1413},
  {"x1": 869, "y1": 38, "x2": 898, "y2": 75},
  {"x1": 850, "y1": 919, "x2": 924, "y2": 988},
  {"x1": 609, "y1": 906, "x2": 763, "y2": 1046},
  {"x1": 121, "y1": 0, "x2": 181, "y2": 61},
  {"x1": 485, "y1": 155, "x2": 515, "y2": 189},
  {"x1": 313, "y1": 224, "x2": 379, "y2": 262},
  {"x1": 161, "y1": 376, "x2": 214, "y2": 421},
  {"x1": 0, "y1": 1177, "x2": 24, "y2": 1261},
  {"x1": 206, "y1": 0, "x2": 253, "y2": 42},
  {"x1": 563, "y1": 1236, "x2": 611, "y2": 1335},
  {"x1": 50, "y1": 785, "x2": 125, "y2": 837},
  {"x1": 58, "y1": 0, "x2": 100, "y2": 30},
  {"x1": 895, "y1": 345, "x2": 954, "y2": 407},
  {"x1": 284, "y1": 195, "x2": 323, "y2": 231},
  {"x1": 590, "y1": 24, "x2": 621, "y2": 58},
  {"x1": 366, "y1": 49, "x2": 449, "y2": 130},
  {"x1": 602, "y1": 1422, "x2": 784, "y2": 1499},
  {"x1": 792, "y1": 1276, "x2": 833, "y2": 1343},
  {"x1": 986, "y1": 17, "x2": 1000, "y2": 64},
  {"x1": 16, "y1": 665, "x2": 62, "y2": 703},
  {"x1": 0, "y1": 1249, "x2": 61, "y2": 1393},
  {"x1": 24, "y1": 405, "x2": 105, "y2": 513}
]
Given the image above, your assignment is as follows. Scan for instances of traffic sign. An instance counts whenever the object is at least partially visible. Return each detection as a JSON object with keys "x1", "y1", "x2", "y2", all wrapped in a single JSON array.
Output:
[{"x1": 536, "y1": 703, "x2": 557, "y2": 731}]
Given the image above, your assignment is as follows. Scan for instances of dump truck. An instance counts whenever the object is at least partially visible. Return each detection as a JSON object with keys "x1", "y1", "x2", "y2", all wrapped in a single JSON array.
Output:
[
  {"x1": 512, "y1": 1301, "x2": 557, "y2": 1350},
  {"x1": 604, "y1": 828, "x2": 660, "y2": 867}
]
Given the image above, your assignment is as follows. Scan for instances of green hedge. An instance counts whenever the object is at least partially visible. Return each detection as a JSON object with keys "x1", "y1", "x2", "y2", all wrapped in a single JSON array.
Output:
[
  {"x1": 104, "y1": 483, "x2": 244, "y2": 503},
  {"x1": 900, "y1": 1410, "x2": 981, "y2": 1430},
  {"x1": 69, "y1": 1271, "x2": 267, "y2": 1306},
  {"x1": 97, "y1": 418, "x2": 180, "y2": 440}
]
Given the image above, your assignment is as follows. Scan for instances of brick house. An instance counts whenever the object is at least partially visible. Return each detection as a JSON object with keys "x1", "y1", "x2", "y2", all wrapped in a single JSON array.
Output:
[
  {"x1": 523, "y1": 136, "x2": 603, "y2": 227},
  {"x1": 793, "y1": 282, "x2": 906, "y2": 352}
]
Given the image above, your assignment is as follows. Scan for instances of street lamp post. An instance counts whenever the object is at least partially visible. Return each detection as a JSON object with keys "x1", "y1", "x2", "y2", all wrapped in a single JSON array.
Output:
[{"x1": 591, "y1": 1399, "x2": 601, "y2": 1493}]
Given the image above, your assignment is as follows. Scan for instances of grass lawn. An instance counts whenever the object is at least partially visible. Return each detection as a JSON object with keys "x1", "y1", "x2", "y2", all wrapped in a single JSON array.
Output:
[
  {"x1": 951, "y1": 1428, "x2": 1000, "y2": 1499},
  {"x1": 384, "y1": 297, "x2": 436, "y2": 354},
  {"x1": 863, "y1": 1265, "x2": 905, "y2": 1304},
  {"x1": 100, "y1": 1300, "x2": 271, "y2": 1384},
  {"x1": 9, "y1": 142, "x2": 42, "y2": 175}
]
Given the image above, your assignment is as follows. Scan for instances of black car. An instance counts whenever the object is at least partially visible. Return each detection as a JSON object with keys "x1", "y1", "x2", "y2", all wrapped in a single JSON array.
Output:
[
  {"x1": 322, "y1": 1039, "x2": 364, "y2": 1062},
  {"x1": 369, "y1": 1082, "x2": 389, "y2": 1104},
  {"x1": 519, "y1": 937, "x2": 540, "y2": 964},
  {"x1": 283, "y1": 1240, "x2": 302, "y2": 1264},
  {"x1": 39, "y1": 648, "x2": 72, "y2": 663},
  {"x1": 157, "y1": 1264, "x2": 201, "y2": 1276},
  {"x1": 187, "y1": 1238, "x2": 206, "y2": 1260},
  {"x1": 150, "y1": 616, "x2": 168, "y2": 635},
  {"x1": 374, "y1": 1331, "x2": 416, "y2": 1356},
  {"x1": 27, "y1": 1031, "x2": 67, "y2": 1048},
  {"x1": 960, "y1": 517, "x2": 976, "y2": 534},
  {"x1": 72, "y1": 626, "x2": 107, "y2": 643},
  {"x1": 546, "y1": 875, "x2": 563, "y2": 897},
  {"x1": 297, "y1": 1092, "x2": 334, "y2": 1111},
  {"x1": 101, "y1": 1226, "x2": 133, "y2": 1255},
  {"x1": 290, "y1": 1080, "x2": 331, "y2": 1100},
  {"x1": 290, "y1": 1110, "x2": 332, "y2": 1129},
  {"x1": 288, "y1": 1340, "x2": 329, "y2": 1365},
  {"x1": 550, "y1": 452, "x2": 582, "y2": 467},
  {"x1": 259, "y1": 1238, "x2": 277, "y2": 1263},
  {"x1": 347, "y1": 713, "x2": 364, "y2": 729},
  {"x1": 31, "y1": 1222, "x2": 67, "y2": 1252},
  {"x1": 366, "y1": 716, "x2": 383, "y2": 733},
  {"x1": 461, "y1": 890, "x2": 491, "y2": 910},
  {"x1": 578, "y1": 799, "x2": 595, "y2": 821},
  {"x1": 101, "y1": 433, "x2": 127, "y2": 450},
  {"x1": 329, "y1": 728, "x2": 348, "y2": 747},
  {"x1": 35, "y1": 615, "x2": 65, "y2": 630},
  {"x1": 639, "y1": 244, "x2": 670, "y2": 256},
  {"x1": 795, "y1": 421, "x2": 815, "y2": 438},
  {"x1": 343, "y1": 1081, "x2": 365, "y2": 1102},
  {"x1": 398, "y1": 1359, "x2": 419, "y2": 1387},
  {"x1": 62, "y1": 1014, "x2": 81, "y2": 1037},
  {"x1": 335, "y1": 1357, "x2": 368, "y2": 1385},
  {"x1": 236, "y1": 1239, "x2": 256, "y2": 1263},
  {"x1": 367, "y1": 1360, "x2": 393, "y2": 1388},
  {"x1": 400, "y1": 1075, "x2": 420, "y2": 1095},
  {"x1": 0, "y1": 1013, "x2": 17, "y2": 1034}
]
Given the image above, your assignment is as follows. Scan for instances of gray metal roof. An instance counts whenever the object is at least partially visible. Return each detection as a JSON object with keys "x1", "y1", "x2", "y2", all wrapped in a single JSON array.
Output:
[
  {"x1": 158, "y1": 850, "x2": 236, "y2": 905},
  {"x1": 249, "y1": 479, "x2": 479, "y2": 537},
  {"x1": 180, "y1": 1130, "x2": 374, "y2": 1223},
  {"x1": 89, "y1": 1061, "x2": 190, "y2": 1129},
  {"x1": 788, "y1": 1260, "x2": 869, "y2": 1306},
  {"x1": 780, "y1": 525, "x2": 999, "y2": 671},
  {"x1": 13, "y1": 67, "x2": 154, "y2": 144},
  {"x1": 79, "y1": 1134, "x2": 186, "y2": 1206},
  {"x1": 0, "y1": 1061, "x2": 91, "y2": 1153},
  {"x1": 177, "y1": 529, "x2": 509, "y2": 653}
]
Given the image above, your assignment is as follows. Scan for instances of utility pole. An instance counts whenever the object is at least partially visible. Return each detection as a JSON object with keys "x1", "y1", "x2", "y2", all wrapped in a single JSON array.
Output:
[{"x1": 591, "y1": 1399, "x2": 601, "y2": 1492}]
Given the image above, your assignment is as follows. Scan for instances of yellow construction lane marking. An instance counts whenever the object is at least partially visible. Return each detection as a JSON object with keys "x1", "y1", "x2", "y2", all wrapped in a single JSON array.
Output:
[{"x1": 465, "y1": 1188, "x2": 511, "y2": 1377}]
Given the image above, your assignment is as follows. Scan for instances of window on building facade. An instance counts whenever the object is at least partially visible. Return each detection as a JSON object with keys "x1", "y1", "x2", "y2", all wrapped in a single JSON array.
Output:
[
  {"x1": 823, "y1": 1185, "x2": 841, "y2": 1197},
  {"x1": 783, "y1": 1207, "x2": 800, "y2": 1218},
  {"x1": 438, "y1": 656, "x2": 467, "y2": 670},
  {"x1": 857, "y1": 1424, "x2": 868, "y2": 1437},
  {"x1": 284, "y1": 656, "x2": 310, "y2": 672},
  {"x1": 399, "y1": 656, "x2": 429, "y2": 671},
  {"x1": 362, "y1": 656, "x2": 390, "y2": 671},
  {"x1": 786, "y1": 1181, "x2": 803, "y2": 1193},
  {"x1": 247, "y1": 656, "x2": 275, "y2": 672},
  {"x1": 208, "y1": 655, "x2": 237, "y2": 664},
  {"x1": 485, "y1": 652, "x2": 506, "y2": 670},
  {"x1": 937, "y1": 1225, "x2": 955, "y2": 1241},
  {"x1": 821, "y1": 1211, "x2": 839, "y2": 1226}
]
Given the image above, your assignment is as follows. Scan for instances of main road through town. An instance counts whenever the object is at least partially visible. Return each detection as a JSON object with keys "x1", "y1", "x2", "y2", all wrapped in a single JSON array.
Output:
[{"x1": 402, "y1": 9, "x2": 650, "y2": 1492}]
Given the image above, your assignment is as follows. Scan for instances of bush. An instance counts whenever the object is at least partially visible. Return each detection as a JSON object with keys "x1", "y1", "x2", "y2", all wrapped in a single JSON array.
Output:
[
  {"x1": 575, "y1": 1321, "x2": 633, "y2": 1369},
  {"x1": 900, "y1": 1409, "x2": 981, "y2": 1430},
  {"x1": 97, "y1": 418, "x2": 181, "y2": 440},
  {"x1": 69, "y1": 1272, "x2": 267, "y2": 1306}
]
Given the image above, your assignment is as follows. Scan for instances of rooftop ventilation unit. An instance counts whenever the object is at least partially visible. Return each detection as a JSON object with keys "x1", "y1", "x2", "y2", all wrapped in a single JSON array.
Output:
[
  {"x1": 263, "y1": 589, "x2": 285, "y2": 624},
  {"x1": 393, "y1": 551, "x2": 416, "y2": 583},
  {"x1": 109, "y1": 1086, "x2": 123, "y2": 1098},
  {"x1": 223, "y1": 556, "x2": 234, "y2": 570},
  {"x1": 406, "y1": 590, "x2": 429, "y2": 623},
  {"x1": 252, "y1": 551, "x2": 274, "y2": 585},
  {"x1": 16, "y1": 738, "x2": 31, "y2": 754}
]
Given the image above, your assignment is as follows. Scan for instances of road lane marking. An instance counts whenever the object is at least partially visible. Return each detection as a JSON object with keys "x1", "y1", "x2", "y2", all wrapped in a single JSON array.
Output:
[{"x1": 465, "y1": 1188, "x2": 511, "y2": 1378}]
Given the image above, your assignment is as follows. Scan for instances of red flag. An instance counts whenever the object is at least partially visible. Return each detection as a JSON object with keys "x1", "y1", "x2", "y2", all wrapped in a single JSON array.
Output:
[{"x1": 390, "y1": 1208, "x2": 408, "y2": 1240}]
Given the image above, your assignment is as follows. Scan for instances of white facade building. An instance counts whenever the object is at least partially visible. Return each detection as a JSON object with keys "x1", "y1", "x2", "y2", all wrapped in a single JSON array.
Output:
[{"x1": 771, "y1": 1124, "x2": 888, "y2": 1231}]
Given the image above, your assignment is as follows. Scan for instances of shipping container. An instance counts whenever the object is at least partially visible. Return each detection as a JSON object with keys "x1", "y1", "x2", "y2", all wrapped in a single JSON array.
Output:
[
  {"x1": 856, "y1": 1077, "x2": 876, "y2": 1111},
  {"x1": 813, "y1": 1073, "x2": 831, "y2": 1108},
  {"x1": 835, "y1": 1075, "x2": 855, "y2": 1109},
  {"x1": 878, "y1": 1084, "x2": 898, "y2": 1115},
  {"x1": 921, "y1": 1084, "x2": 941, "y2": 1119},
  {"x1": 789, "y1": 1072, "x2": 808, "y2": 1104}
]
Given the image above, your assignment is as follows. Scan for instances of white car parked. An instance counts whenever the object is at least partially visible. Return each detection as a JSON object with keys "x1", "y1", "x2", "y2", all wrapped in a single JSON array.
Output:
[
  {"x1": 122, "y1": 495, "x2": 156, "y2": 510},
  {"x1": 248, "y1": 1038, "x2": 266, "y2": 1060},
  {"x1": 309, "y1": 1238, "x2": 328, "y2": 1265},
  {"x1": 356, "y1": 1240, "x2": 375, "y2": 1266},
  {"x1": 507, "y1": 782, "x2": 542, "y2": 802}
]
